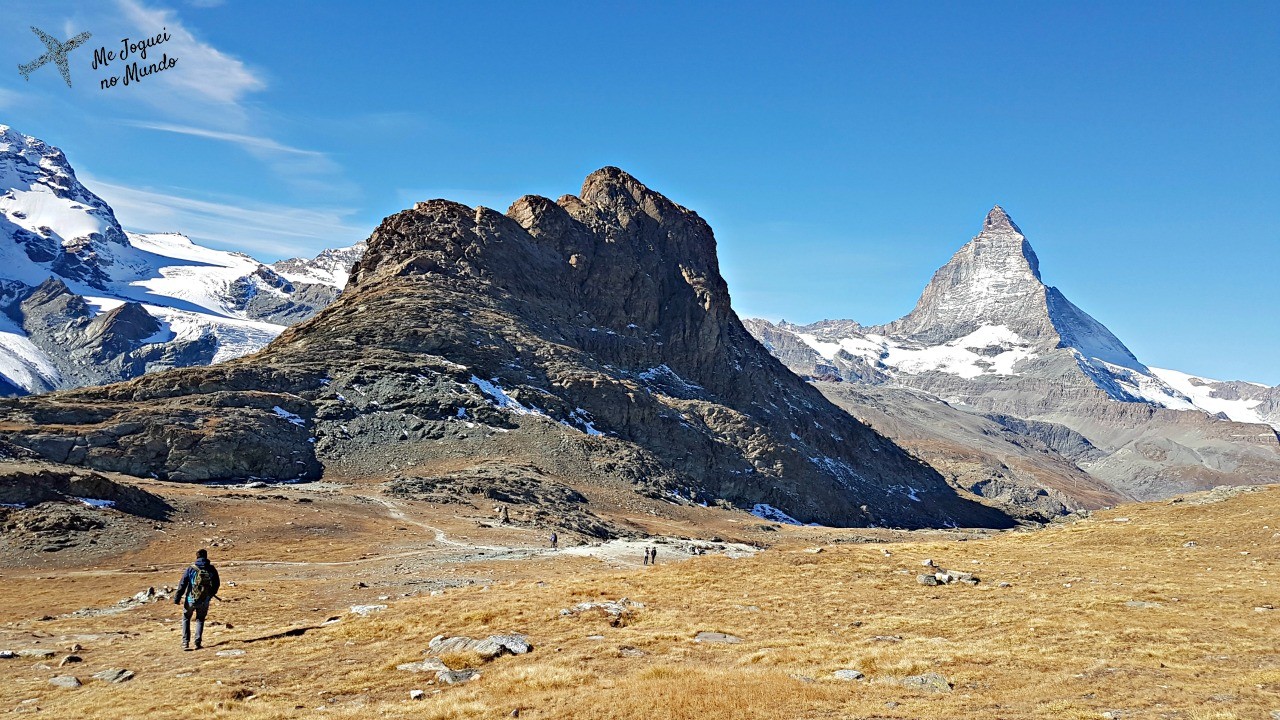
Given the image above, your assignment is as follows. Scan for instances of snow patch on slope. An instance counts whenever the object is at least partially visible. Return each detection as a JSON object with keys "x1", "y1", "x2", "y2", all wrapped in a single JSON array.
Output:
[
  {"x1": 1151, "y1": 367, "x2": 1272, "y2": 428},
  {"x1": 0, "y1": 314, "x2": 61, "y2": 393},
  {"x1": 796, "y1": 324, "x2": 1037, "y2": 380}
]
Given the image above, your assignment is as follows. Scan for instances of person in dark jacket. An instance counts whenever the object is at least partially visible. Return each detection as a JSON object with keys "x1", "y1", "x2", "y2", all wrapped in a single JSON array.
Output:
[{"x1": 174, "y1": 549, "x2": 220, "y2": 650}]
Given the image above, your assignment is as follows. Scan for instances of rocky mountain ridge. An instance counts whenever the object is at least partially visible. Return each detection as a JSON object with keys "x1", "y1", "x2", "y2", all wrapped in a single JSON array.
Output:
[{"x1": 0, "y1": 168, "x2": 1014, "y2": 529}]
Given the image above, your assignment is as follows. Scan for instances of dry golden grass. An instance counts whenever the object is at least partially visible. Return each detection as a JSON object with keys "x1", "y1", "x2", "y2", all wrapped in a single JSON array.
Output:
[{"x1": 0, "y1": 484, "x2": 1277, "y2": 719}]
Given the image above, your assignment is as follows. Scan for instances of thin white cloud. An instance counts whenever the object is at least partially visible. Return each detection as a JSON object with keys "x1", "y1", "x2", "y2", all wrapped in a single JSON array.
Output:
[
  {"x1": 115, "y1": 0, "x2": 265, "y2": 108},
  {"x1": 0, "y1": 87, "x2": 26, "y2": 110},
  {"x1": 82, "y1": 172, "x2": 368, "y2": 259},
  {"x1": 121, "y1": 120, "x2": 352, "y2": 198},
  {"x1": 122, "y1": 121, "x2": 326, "y2": 157}
]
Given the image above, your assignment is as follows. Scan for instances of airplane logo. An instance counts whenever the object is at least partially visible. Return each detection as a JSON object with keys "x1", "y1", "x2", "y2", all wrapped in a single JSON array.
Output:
[{"x1": 17, "y1": 26, "x2": 93, "y2": 88}]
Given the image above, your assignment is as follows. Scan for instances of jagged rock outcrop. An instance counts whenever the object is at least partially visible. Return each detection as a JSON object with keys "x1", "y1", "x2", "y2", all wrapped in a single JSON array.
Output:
[
  {"x1": 0, "y1": 168, "x2": 1015, "y2": 529},
  {"x1": 748, "y1": 207, "x2": 1280, "y2": 501}
]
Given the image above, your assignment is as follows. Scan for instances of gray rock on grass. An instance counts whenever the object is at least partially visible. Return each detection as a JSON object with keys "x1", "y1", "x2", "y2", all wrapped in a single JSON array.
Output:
[
  {"x1": 693, "y1": 631, "x2": 742, "y2": 644},
  {"x1": 437, "y1": 669, "x2": 479, "y2": 684},
  {"x1": 398, "y1": 658, "x2": 448, "y2": 673},
  {"x1": 428, "y1": 633, "x2": 532, "y2": 660},
  {"x1": 92, "y1": 668, "x2": 134, "y2": 683},
  {"x1": 901, "y1": 672, "x2": 952, "y2": 693}
]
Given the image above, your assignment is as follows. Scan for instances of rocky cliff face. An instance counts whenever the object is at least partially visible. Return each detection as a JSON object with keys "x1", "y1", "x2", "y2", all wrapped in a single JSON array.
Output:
[
  {"x1": 0, "y1": 168, "x2": 1014, "y2": 529},
  {"x1": 747, "y1": 207, "x2": 1280, "y2": 501}
]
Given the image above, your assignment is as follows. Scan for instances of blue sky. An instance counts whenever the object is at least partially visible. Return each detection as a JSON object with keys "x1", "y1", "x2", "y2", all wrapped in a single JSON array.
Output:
[{"x1": 1, "y1": 1, "x2": 1277, "y2": 383}]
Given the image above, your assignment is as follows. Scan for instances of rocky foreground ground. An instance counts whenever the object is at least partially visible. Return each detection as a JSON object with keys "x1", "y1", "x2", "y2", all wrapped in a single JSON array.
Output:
[{"x1": 0, "y1": 470, "x2": 1276, "y2": 719}]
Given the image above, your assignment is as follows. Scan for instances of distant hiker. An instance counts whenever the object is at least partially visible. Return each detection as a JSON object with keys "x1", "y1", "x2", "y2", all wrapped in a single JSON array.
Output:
[
  {"x1": 174, "y1": 548, "x2": 221, "y2": 651},
  {"x1": 642, "y1": 547, "x2": 650, "y2": 566},
  {"x1": 650, "y1": 546, "x2": 658, "y2": 564},
  {"x1": 550, "y1": 532, "x2": 558, "y2": 549},
  {"x1": 500, "y1": 506, "x2": 510, "y2": 525}
]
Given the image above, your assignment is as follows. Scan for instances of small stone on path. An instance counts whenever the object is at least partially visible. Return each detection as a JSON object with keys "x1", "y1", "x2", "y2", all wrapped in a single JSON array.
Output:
[
  {"x1": 48, "y1": 676, "x2": 81, "y2": 688},
  {"x1": 216, "y1": 649, "x2": 245, "y2": 657},
  {"x1": 409, "y1": 689, "x2": 425, "y2": 700},
  {"x1": 833, "y1": 669, "x2": 865, "y2": 681}
]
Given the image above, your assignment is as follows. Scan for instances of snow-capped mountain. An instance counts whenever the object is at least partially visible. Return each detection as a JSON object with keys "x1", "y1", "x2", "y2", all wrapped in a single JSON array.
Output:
[
  {"x1": 272, "y1": 243, "x2": 367, "y2": 289},
  {"x1": 0, "y1": 124, "x2": 361, "y2": 395},
  {"x1": 748, "y1": 206, "x2": 1280, "y2": 499},
  {"x1": 752, "y1": 206, "x2": 1277, "y2": 426}
]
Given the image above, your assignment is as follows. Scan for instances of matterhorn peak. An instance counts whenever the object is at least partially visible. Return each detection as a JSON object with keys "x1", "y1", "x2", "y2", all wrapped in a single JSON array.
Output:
[{"x1": 983, "y1": 205, "x2": 1022, "y2": 234}]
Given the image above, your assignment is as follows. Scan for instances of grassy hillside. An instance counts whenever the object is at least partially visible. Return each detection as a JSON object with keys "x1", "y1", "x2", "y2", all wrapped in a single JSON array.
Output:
[{"x1": 0, "y1": 480, "x2": 1275, "y2": 719}]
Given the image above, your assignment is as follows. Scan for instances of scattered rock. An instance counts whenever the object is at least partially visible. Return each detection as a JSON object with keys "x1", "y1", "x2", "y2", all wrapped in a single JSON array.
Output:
[
  {"x1": 437, "y1": 669, "x2": 479, "y2": 684},
  {"x1": 803, "y1": 547, "x2": 824, "y2": 554},
  {"x1": 922, "y1": 559, "x2": 936, "y2": 567},
  {"x1": 900, "y1": 672, "x2": 952, "y2": 693},
  {"x1": 1183, "y1": 541, "x2": 1197, "y2": 548},
  {"x1": 998, "y1": 582, "x2": 1012, "y2": 588},
  {"x1": 618, "y1": 646, "x2": 645, "y2": 658},
  {"x1": 92, "y1": 668, "x2": 134, "y2": 684},
  {"x1": 18, "y1": 649, "x2": 55, "y2": 659},
  {"x1": 833, "y1": 669, "x2": 865, "y2": 681},
  {"x1": 1124, "y1": 600, "x2": 1162, "y2": 609},
  {"x1": 872, "y1": 635, "x2": 903, "y2": 643},
  {"x1": 58, "y1": 655, "x2": 82, "y2": 667},
  {"x1": 216, "y1": 649, "x2": 245, "y2": 657},
  {"x1": 917, "y1": 574, "x2": 940, "y2": 586},
  {"x1": 409, "y1": 689, "x2": 425, "y2": 700},
  {"x1": 398, "y1": 658, "x2": 448, "y2": 673},
  {"x1": 48, "y1": 676, "x2": 81, "y2": 689},
  {"x1": 559, "y1": 598, "x2": 643, "y2": 626},
  {"x1": 349, "y1": 604, "x2": 387, "y2": 616},
  {"x1": 0, "y1": 650, "x2": 14, "y2": 659},
  {"x1": 693, "y1": 631, "x2": 741, "y2": 644},
  {"x1": 428, "y1": 633, "x2": 532, "y2": 660}
]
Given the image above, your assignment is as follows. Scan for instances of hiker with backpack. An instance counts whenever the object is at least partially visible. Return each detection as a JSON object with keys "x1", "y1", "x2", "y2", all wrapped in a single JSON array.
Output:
[{"x1": 174, "y1": 549, "x2": 221, "y2": 651}]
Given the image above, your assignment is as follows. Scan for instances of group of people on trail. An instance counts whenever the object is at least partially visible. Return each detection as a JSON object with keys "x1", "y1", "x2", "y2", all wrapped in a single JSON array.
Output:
[
  {"x1": 642, "y1": 546, "x2": 658, "y2": 565},
  {"x1": 173, "y1": 549, "x2": 220, "y2": 651}
]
